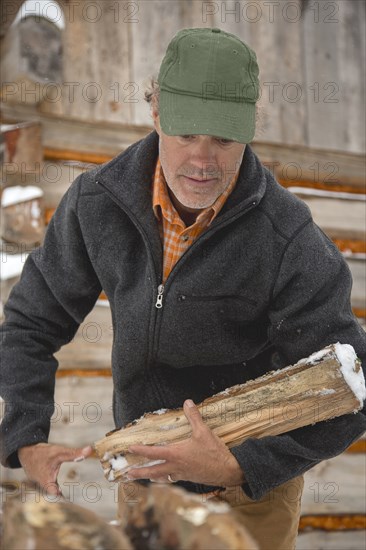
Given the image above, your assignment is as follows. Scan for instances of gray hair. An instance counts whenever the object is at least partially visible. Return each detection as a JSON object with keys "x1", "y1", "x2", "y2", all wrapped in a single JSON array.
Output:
[{"x1": 144, "y1": 78, "x2": 160, "y2": 112}]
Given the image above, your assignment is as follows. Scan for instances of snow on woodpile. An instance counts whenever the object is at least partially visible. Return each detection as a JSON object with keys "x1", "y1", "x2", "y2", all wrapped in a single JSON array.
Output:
[
  {"x1": 334, "y1": 343, "x2": 366, "y2": 407},
  {"x1": 298, "y1": 343, "x2": 365, "y2": 409},
  {"x1": 1, "y1": 186, "x2": 43, "y2": 207},
  {"x1": 0, "y1": 253, "x2": 28, "y2": 280}
]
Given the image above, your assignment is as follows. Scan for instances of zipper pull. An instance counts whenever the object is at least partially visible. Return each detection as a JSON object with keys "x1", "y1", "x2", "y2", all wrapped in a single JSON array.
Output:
[{"x1": 155, "y1": 284, "x2": 164, "y2": 309}]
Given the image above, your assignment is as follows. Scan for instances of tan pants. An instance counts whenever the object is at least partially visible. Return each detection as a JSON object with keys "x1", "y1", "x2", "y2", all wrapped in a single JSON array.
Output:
[{"x1": 214, "y1": 475, "x2": 304, "y2": 550}]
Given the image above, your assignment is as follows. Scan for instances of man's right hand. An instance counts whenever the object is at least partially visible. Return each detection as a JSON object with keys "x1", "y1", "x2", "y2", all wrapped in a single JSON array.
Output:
[{"x1": 18, "y1": 443, "x2": 93, "y2": 496}]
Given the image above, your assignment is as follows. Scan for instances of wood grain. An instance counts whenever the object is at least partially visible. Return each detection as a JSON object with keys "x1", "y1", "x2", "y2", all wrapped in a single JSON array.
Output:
[{"x1": 95, "y1": 345, "x2": 364, "y2": 481}]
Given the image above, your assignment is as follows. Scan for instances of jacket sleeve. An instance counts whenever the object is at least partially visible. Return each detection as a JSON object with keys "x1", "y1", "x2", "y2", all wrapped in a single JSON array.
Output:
[
  {"x1": 0, "y1": 175, "x2": 102, "y2": 467},
  {"x1": 231, "y1": 220, "x2": 366, "y2": 500}
]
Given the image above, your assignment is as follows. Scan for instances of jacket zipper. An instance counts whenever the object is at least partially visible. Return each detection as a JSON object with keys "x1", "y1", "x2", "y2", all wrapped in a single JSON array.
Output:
[
  {"x1": 96, "y1": 178, "x2": 259, "y2": 366},
  {"x1": 155, "y1": 284, "x2": 164, "y2": 308},
  {"x1": 151, "y1": 200, "x2": 260, "y2": 361}
]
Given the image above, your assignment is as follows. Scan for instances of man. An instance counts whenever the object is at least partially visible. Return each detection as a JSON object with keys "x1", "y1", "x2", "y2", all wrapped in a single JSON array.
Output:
[{"x1": 1, "y1": 28, "x2": 365, "y2": 549}]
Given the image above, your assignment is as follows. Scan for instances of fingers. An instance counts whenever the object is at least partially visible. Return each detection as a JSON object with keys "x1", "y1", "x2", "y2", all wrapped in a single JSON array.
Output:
[
  {"x1": 128, "y1": 444, "x2": 170, "y2": 460},
  {"x1": 125, "y1": 461, "x2": 171, "y2": 481},
  {"x1": 183, "y1": 399, "x2": 205, "y2": 433},
  {"x1": 18, "y1": 443, "x2": 93, "y2": 496},
  {"x1": 58, "y1": 445, "x2": 93, "y2": 463},
  {"x1": 44, "y1": 480, "x2": 62, "y2": 497}
]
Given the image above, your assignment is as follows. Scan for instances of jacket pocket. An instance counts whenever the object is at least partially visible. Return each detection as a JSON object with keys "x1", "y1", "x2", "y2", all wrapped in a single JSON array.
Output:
[
  {"x1": 157, "y1": 293, "x2": 266, "y2": 367},
  {"x1": 177, "y1": 293, "x2": 258, "y2": 306}
]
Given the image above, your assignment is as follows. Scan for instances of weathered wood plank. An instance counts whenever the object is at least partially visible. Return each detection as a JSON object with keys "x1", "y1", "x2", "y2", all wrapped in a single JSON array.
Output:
[
  {"x1": 249, "y1": 0, "x2": 306, "y2": 146},
  {"x1": 301, "y1": 453, "x2": 366, "y2": 515},
  {"x1": 291, "y1": 194, "x2": 366, "y2": 241},
  {"x1": 2, "y1": 103, "x2": 365, "y2": 188},
  {"x1": 296, "y1": 530, "x2": 366, "y2": 550},
  {"x1": 49, "y1": 376, "x2": 114, "y2": 446},
  {"x1": 346, "y1": 258, "x2": 366, "y2": 312},
  {"x1": 302, "y1": 0, "x2": 365, "y2": 153},
  {"x1": 337, "y1": 0, "x2": 366, "y2": 153},
  {"x1": 2, "y1": 1, "x2": 365, "y2": 155},
  {"x1": 55, "y1": 305, "x2": 113, "y2": 372},
  {"x1": 129, "y1": 1, "x2": 183, "y2": 126},
  {"x1": 60, "y1": 0, "x2": 132, "y2": 124},
  {"x1": 299, "y1": 514, "x2": 366, "y2": 532},
  {"x1": 1, "y1": 104, "x2": 152, "y2": 155}
]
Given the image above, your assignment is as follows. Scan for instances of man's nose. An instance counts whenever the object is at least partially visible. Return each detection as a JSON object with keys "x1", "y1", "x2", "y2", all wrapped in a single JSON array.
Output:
[{"x1": 191, "y1": 137, "x2": 217, "y2": 168}]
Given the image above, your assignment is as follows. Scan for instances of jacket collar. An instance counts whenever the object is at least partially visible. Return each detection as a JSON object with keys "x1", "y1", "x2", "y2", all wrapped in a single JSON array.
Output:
[{"x1": 96, "y1": 130, "x2": 267, "y2": 229}]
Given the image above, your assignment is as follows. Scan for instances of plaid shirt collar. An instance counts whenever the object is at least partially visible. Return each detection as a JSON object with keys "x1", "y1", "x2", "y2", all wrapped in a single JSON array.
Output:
[{"x1": 152, "y1": 158, "x2": 239, "y2": 228}]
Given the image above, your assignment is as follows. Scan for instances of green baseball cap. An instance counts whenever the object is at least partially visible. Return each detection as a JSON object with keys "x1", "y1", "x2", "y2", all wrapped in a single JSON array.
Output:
[{"x1": 157, "y1": 27, "x2": 260, "y2": 144}]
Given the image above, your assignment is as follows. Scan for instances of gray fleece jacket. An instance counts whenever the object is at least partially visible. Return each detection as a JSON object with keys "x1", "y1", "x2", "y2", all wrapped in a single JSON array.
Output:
[{"x1": 1, "y1": 131, "x2": 365, "y2": 500}]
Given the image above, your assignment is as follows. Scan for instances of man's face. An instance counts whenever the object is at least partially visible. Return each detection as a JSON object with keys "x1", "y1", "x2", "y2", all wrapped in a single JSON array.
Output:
[{"x1": 153, "y1": 114, "x2": 246, "y2": 213}]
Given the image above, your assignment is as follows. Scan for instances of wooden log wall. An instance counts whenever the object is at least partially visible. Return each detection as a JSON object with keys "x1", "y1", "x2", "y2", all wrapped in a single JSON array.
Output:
[
  {"x1": 0, "y1": 0, "x2": 365, "y2": 153},
  {"x1": 0, "y1": 1, "x2": 365, "y2": 547}
]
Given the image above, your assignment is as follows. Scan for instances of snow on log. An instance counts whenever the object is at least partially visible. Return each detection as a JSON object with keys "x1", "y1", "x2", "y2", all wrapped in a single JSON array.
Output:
[{"x1": 95, "y1": 343, "x2": 365, "y2": 482}]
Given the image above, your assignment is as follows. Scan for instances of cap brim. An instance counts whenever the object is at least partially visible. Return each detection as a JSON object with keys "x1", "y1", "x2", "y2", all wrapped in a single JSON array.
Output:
[{"x1": 159, "y1": 90, "x2": 256, "y2": 144}]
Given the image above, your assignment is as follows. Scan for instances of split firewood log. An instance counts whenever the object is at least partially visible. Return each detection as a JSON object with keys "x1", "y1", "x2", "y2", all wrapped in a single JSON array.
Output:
[
  {"x1": 1, "y1": 496, "x2": 132, "y2": 550},
  {"x1": 118, "y1": 482, "x2": 258, "y2": 550},
  {"x1": 95, "y1": 343, "x2": 365, "y2": 482}
]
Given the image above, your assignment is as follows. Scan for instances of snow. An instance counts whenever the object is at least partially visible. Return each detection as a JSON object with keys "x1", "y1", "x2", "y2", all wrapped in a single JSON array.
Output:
[
  {"x1": 288, "y1": 186, "x2": 366, "y2": 201},
  {"x1": 96, "y1": 299, "x2": 110, "y2": 307},
  {"x1": 205, "y1": 500, "x2": 230, "y2": 514},
  {"x1": 176, "y1": 506, "x2": 209, "y2": 526},
  {"x1": 216, "y1": 388, "x2": 230, "y2": 396},
  {"x1": 108, "y1": 470, "x2": 115, "y2": 482},
  {"x1": 1, "y1": 186, "x2": 43, "y2": 207},
  {"x1": 107, "y1": 452, "x2": 166, "y2": 477},
  {"x1": 317, "y1": 389, "x2": 336, "y2": 396},
  {"x1": 176, "y1": 500, "x2": 230, "y2": 526},
  {"x1": 153, "y1": 408, "x2": 168, "y2": 415},
  {"x1": 283, "y1": 342, "x2": 366, "y2": 407},
  {"x1": 0, "y1": 253, "x2": 28, "y2": 280},
  {"x1": 304, "y1": 348, "x2": 331, "y2": 365},
  {"x1": 109, "y1": 455, "x2": 129, "y2": 472},
  {"x1": 335, "y1": 343, "x2": 366, "y2": 407},
  {"x1": 297, "y1": 343, "x2": 365, "y2": 408}
]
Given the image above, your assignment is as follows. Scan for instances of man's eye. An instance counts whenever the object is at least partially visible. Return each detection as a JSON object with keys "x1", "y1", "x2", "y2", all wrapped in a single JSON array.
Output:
[
  {"x1": 216, "y1": 138, "x2": 233, "y2": 145},
  {"x1": 180, "y1": 135, "x2": 194, "y2": 140}
]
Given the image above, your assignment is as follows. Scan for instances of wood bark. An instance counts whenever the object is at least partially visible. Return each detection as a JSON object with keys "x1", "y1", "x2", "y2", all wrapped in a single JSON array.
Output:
[
  {"x1": 118, "y1": 482, "x2": 258, "y2": 550},
  {"x1": 95, "y1": 344, "x2": 364, "y2": 482},
  {"x1": 1, "y1": 495, "x2": 132, "y2": 550}
]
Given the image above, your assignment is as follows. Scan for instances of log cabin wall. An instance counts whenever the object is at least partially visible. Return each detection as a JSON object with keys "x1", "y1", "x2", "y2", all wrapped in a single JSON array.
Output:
[
  {"x1": 0, "y1": 0, "x2": 365, "y2": 153},
  {"x1": 0, "y1": 1, "x2": 365, "y2": 548}
]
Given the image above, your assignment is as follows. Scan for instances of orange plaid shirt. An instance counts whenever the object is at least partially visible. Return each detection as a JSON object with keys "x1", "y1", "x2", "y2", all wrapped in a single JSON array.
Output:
[{"x1": 153, "y1": 158, "x2": 239, "y2": 282}]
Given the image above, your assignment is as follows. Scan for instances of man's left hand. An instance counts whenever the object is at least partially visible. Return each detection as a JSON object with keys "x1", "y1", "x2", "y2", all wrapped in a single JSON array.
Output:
[{"x1": 126, "y1": 399, "x2": 245, "y2": 487}]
